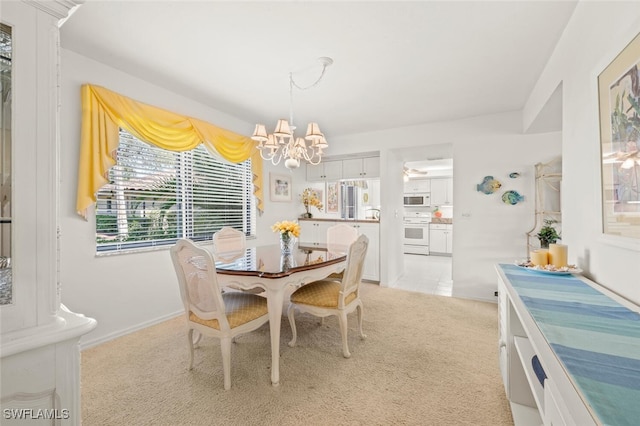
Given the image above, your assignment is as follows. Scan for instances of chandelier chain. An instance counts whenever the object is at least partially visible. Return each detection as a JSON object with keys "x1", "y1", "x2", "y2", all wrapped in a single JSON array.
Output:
[
  {"x1": 289, "y1": 63, "x2": 330, "y2": 91},
  {"x1": 251, "y1": 57, "x2": 333, "y2": 170},
  {"x1": 288, "y1": 62, "x2": 331, "y2": 127}
]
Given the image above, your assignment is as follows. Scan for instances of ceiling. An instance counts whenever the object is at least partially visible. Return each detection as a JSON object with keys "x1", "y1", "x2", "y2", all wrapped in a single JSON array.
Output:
[{"x1": 60, "y1": 1, "x2": 576, "y2": 141}]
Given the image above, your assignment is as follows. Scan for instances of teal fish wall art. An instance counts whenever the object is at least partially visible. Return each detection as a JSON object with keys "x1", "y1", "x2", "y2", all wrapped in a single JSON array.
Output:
[
  {"x1": 476, "y1": 176, "x2": 502, "y2": 194},
  {"x1": 501, "y1": 190, "x2": 524, "y2": 205}
]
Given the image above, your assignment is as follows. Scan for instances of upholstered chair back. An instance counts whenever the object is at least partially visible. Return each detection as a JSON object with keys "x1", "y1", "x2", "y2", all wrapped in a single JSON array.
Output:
[
  {"x1": 170, "y1": 239, "x2": 230, "y2": 331},
  {"x1": 339, "y1": 234, "x2": 369, "y2": 308},
  {"x1": 327, "y1": 223, "x2": 358, "y2": 254},
  {"x1": 212, "y1": 227, "x2": 246, "y2": 262}
]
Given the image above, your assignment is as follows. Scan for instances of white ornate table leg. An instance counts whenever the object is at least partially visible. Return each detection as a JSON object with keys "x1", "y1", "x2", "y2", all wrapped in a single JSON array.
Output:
[{"x1": 265, "y1": 285, "x2": 288, "y2": 386}]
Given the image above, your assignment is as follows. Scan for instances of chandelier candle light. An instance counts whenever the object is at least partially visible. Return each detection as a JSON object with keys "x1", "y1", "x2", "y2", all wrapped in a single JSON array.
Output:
[{"x1": 251, "y1": 57, "x2": 333, "y2": 170}]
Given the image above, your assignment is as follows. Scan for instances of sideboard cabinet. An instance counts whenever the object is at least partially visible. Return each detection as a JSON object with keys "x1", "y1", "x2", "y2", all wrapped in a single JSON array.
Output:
[{"x1": 496, "y1": 264, "x2": 640, "y2": 425}]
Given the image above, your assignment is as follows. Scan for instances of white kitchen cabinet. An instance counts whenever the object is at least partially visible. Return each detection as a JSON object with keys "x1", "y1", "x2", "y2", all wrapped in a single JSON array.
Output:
[
  {"x1": 306, "y1": 160, "x2": 343, "y2": 181},
  {"x1": 300, "y1": 220, "x2": 379, "y2": 282},
  {"x1": 404, "y1": 179, "x2": 430, "y2": 193},
  {"x1": 429, "y1": 223, "x2": 453, "y2": 255},
  {"x1": 346, "y1": 222, "x2": 379, "y2": 281},
  {"x1": 430, "y1": 178, "x2": 453, "y2": 206},
  {"x1": 299, "y1": 220, "x2": 336, "y2": 245},
  {"x1": 342, "y1": 157, "x2": 380, "y2": 179}
]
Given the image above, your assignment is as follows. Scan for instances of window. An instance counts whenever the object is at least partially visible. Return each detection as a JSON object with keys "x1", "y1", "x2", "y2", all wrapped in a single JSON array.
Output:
[{"x1": 95, "y1": 130, "x2": 254, "y2": 253}]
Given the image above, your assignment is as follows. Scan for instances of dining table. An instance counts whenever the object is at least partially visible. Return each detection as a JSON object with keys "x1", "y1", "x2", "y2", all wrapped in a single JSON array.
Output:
[{"x1": 211, "y1": 243, "x2": 347, "y2": 386}]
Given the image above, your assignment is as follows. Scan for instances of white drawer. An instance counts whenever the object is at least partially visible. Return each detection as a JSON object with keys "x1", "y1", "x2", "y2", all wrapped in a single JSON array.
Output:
[{"x1": 429, "y1": 223, "x2": 452, "y2": 230}]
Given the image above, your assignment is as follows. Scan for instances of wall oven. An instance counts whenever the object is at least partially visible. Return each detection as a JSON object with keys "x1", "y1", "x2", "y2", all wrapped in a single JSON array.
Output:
[
  {"x1": 403, "y1": 215, "x2": 431, "y2": 255},
  {"x1": 403, "y1": 193, "x2": 431, "y2": 207}
]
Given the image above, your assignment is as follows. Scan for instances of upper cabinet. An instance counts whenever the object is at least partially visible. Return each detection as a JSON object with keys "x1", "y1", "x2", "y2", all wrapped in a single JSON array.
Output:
[
  {"x1": 307, "y1": 156, "x2": 380, "y2": 181},
  {"x1": 404, "y1": 179, "x2": 431, "y2": 193},
  {"x1": 306, "y1": 160, "x2": 343, "y2": 181},
  {"x1": 430, "y1": 177, "x2": 453, "y2": 206},
  {"x1": 342, "y1": 157, "x2": 380, "y2": 179}
]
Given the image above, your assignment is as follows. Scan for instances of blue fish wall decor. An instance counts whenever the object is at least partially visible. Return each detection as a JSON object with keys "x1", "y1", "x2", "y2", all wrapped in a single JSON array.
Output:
[
  {"x1": 477, "y1": 176, "x2": 502, "y2": 194},
  {"x1": 502, "y1": 190, "x2": 525, "y2": 205}
]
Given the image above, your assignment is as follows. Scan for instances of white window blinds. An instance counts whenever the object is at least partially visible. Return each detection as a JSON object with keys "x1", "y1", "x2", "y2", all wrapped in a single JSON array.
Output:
[{"x1": 95, "y1": 130, "x2": 254, "y2": 253}]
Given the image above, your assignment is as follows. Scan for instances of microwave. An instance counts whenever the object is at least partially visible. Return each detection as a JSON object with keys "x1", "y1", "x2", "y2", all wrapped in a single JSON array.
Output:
[{"x1": 403, "y1": 193, "x2": 431, "y2": 207}]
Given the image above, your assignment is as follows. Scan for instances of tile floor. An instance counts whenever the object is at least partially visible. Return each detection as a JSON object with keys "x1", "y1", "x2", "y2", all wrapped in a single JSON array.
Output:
[{"x1": 390, "y1": 254, "x2": 453, "y2": 296}]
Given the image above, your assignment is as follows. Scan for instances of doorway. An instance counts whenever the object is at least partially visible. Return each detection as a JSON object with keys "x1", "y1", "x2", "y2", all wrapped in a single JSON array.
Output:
[
  {"x1": 400, "y1": 153, "x2": 453, "y2": 295},
  {"x1": 392, "y1": 254, "x2": 452, "y2": 296}
]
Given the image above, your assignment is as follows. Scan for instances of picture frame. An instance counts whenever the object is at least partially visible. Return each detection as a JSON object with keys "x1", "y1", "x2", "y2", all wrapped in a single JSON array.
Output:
[
  {"x1": 326, "y1": 181, "x2": 339, "y2": 213},
  {"x1": 314, "y1": 188, "x2": 324, "y2": 208},
  {"x1": 269, "y1": 173, "x2": 292, "y2": 202},
  {"x1": 598, "y1": 31, "x2": 640, "y2": 240}
]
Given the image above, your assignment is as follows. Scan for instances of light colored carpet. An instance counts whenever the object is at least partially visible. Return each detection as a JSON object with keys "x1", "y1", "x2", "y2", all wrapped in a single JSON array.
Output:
[{"x1": 81, "y1": 284, "x2": 513, "y2": 425}]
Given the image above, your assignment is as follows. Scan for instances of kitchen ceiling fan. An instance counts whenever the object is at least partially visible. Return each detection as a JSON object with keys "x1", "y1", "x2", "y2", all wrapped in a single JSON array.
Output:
[{"x1": 403, "y1": 166, "x2": 429, "y2": 177}]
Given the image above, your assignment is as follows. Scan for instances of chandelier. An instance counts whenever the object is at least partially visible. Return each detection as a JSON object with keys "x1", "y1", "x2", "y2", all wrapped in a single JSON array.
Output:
[{"x1": 251, "y1": 57, "x2": 333, "y2": 169}]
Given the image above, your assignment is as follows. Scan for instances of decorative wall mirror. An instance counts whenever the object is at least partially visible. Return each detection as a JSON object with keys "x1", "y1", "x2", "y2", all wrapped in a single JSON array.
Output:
[{"x1": 0, "y1": 23, "x2": 11, "y2": 305}]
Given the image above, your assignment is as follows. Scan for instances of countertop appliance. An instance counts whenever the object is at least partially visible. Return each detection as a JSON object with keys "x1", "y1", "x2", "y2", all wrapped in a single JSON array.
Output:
[
  {"x1": 403, "y1": 193, "x2": 430, "y2": 207},
  {"x1": 403, "y1": 212, "x2": 431, "y2": 255}
]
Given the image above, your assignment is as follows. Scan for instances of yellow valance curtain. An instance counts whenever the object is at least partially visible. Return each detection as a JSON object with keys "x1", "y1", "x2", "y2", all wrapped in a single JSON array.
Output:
[{"x1": 76, "y1": 84, "x2": 263, "y2": 219}]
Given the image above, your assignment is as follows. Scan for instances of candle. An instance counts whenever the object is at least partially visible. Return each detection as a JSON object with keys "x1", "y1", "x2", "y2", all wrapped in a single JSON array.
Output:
[
  {"x1": 530, "y1": 249, "x2": 548, "y2": 266},
  {"x1": 549, "y1": 243, "x2": 568, "y2": 268}
]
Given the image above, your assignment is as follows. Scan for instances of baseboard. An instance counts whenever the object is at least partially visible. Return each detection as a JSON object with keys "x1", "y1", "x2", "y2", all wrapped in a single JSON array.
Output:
[
  {"x1": 453, "y1": 293, "x2": 498, "y2": 304},
  {"x1": 79, "y1": 310, "x2": 183, "y2": 351}
]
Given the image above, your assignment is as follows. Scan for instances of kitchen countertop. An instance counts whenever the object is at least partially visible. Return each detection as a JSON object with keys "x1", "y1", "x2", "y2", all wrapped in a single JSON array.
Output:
[
  {"x1": 298, "y1": 218, "x2": 380, "y2": 223},
  {"x1": 430, "y1": 218, "x2": 453, "y2": 224}
]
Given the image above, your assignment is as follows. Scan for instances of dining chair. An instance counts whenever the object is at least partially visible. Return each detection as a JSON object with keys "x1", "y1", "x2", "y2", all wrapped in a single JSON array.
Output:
[
  {"x1": 212, "y1": 226, "x2": 246, "y2": 262},
  {"x1": 213, "y1": 227, "x2": 264, "y2": 295},
  {"x1": 325, "y1": 223, "x2": 358, "y2": 280},
  {"x1": 287, "y1": 234, "x2": 369, "y2": 358},
  {"x1": 327, "y1": 223, "x2": 358, "y2": 254},
  {"x1": 170, "y1": 238, "x2": 269, "y2": 390}
]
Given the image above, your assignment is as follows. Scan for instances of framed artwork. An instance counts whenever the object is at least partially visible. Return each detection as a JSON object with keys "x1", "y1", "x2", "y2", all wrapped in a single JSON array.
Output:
[
  {"x1": 598, "y1": 31, "x2": 640, "y2": 240},
  {"x1": 326, "y1": 181, "x2": 339, "y2": 213},
  {"x1": 314, "y1": 188, "x2": 324, "y2": 206},
  {"x1": 269, "y1": 173, "x2": 292, "y2": 202}
]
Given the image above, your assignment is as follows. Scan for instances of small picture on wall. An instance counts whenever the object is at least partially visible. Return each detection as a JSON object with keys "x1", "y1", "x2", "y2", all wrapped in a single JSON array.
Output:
[
  {"x1": 270, "y1": 173, "x2": 292, "y2": 202},
  {"x1": 326, "y1": 181, "x2": 339, "y2": 213}
]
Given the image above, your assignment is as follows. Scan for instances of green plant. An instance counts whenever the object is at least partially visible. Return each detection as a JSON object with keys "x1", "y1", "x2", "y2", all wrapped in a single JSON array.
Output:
[{"x1": 536, "y1": 219, "x2": 560, "y2": 248}]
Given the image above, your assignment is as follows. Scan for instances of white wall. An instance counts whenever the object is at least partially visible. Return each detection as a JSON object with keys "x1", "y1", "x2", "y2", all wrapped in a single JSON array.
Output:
[
  {"x1": 60, "y1": 49, "x2": 560, "y2": 346},
  {"x1": 60, "y1": 46, "x2": 564, "y2": 349},
  {"x1": 60, "y1": 50, "x2": 298, "y2": 347},
  {"x1": 329, "y1": 113, "x2": 561, "y2": 301},
  {"x1": 56, "y1": 0, "x2": 640, "y2": 350},
  {"x1": 524, "y1": 2, "x2": 640, "y2": 305}
]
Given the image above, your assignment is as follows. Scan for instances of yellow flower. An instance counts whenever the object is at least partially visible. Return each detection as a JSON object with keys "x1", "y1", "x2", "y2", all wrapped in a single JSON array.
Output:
[
  {"x1": 301, "y1": 188, "x2": 323, "y2": 211},
  {"x1": 271, "y1": 220, "x2": 301, "y2": 238}
]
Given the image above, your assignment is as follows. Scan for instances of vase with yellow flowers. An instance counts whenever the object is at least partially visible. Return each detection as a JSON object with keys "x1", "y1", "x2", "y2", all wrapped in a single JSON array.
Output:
[
  {"x1": 301, "y1": 188, "x2": 323, "y2": 218},
  {"x1": 271, "y1": 220, "x2": 301, "y2": 254}
]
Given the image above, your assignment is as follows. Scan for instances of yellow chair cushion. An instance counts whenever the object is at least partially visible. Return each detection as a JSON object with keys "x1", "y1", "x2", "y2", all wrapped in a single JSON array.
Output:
[
  {"x1": 325, "y1": 271, "x2": 344, "y2": 280},
  {"x1": 189, "y1": 293, "x2": 268, "y2": 330},
  {"x1": 290, "y1": 280, "x2": 357, "y2": 308}
]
